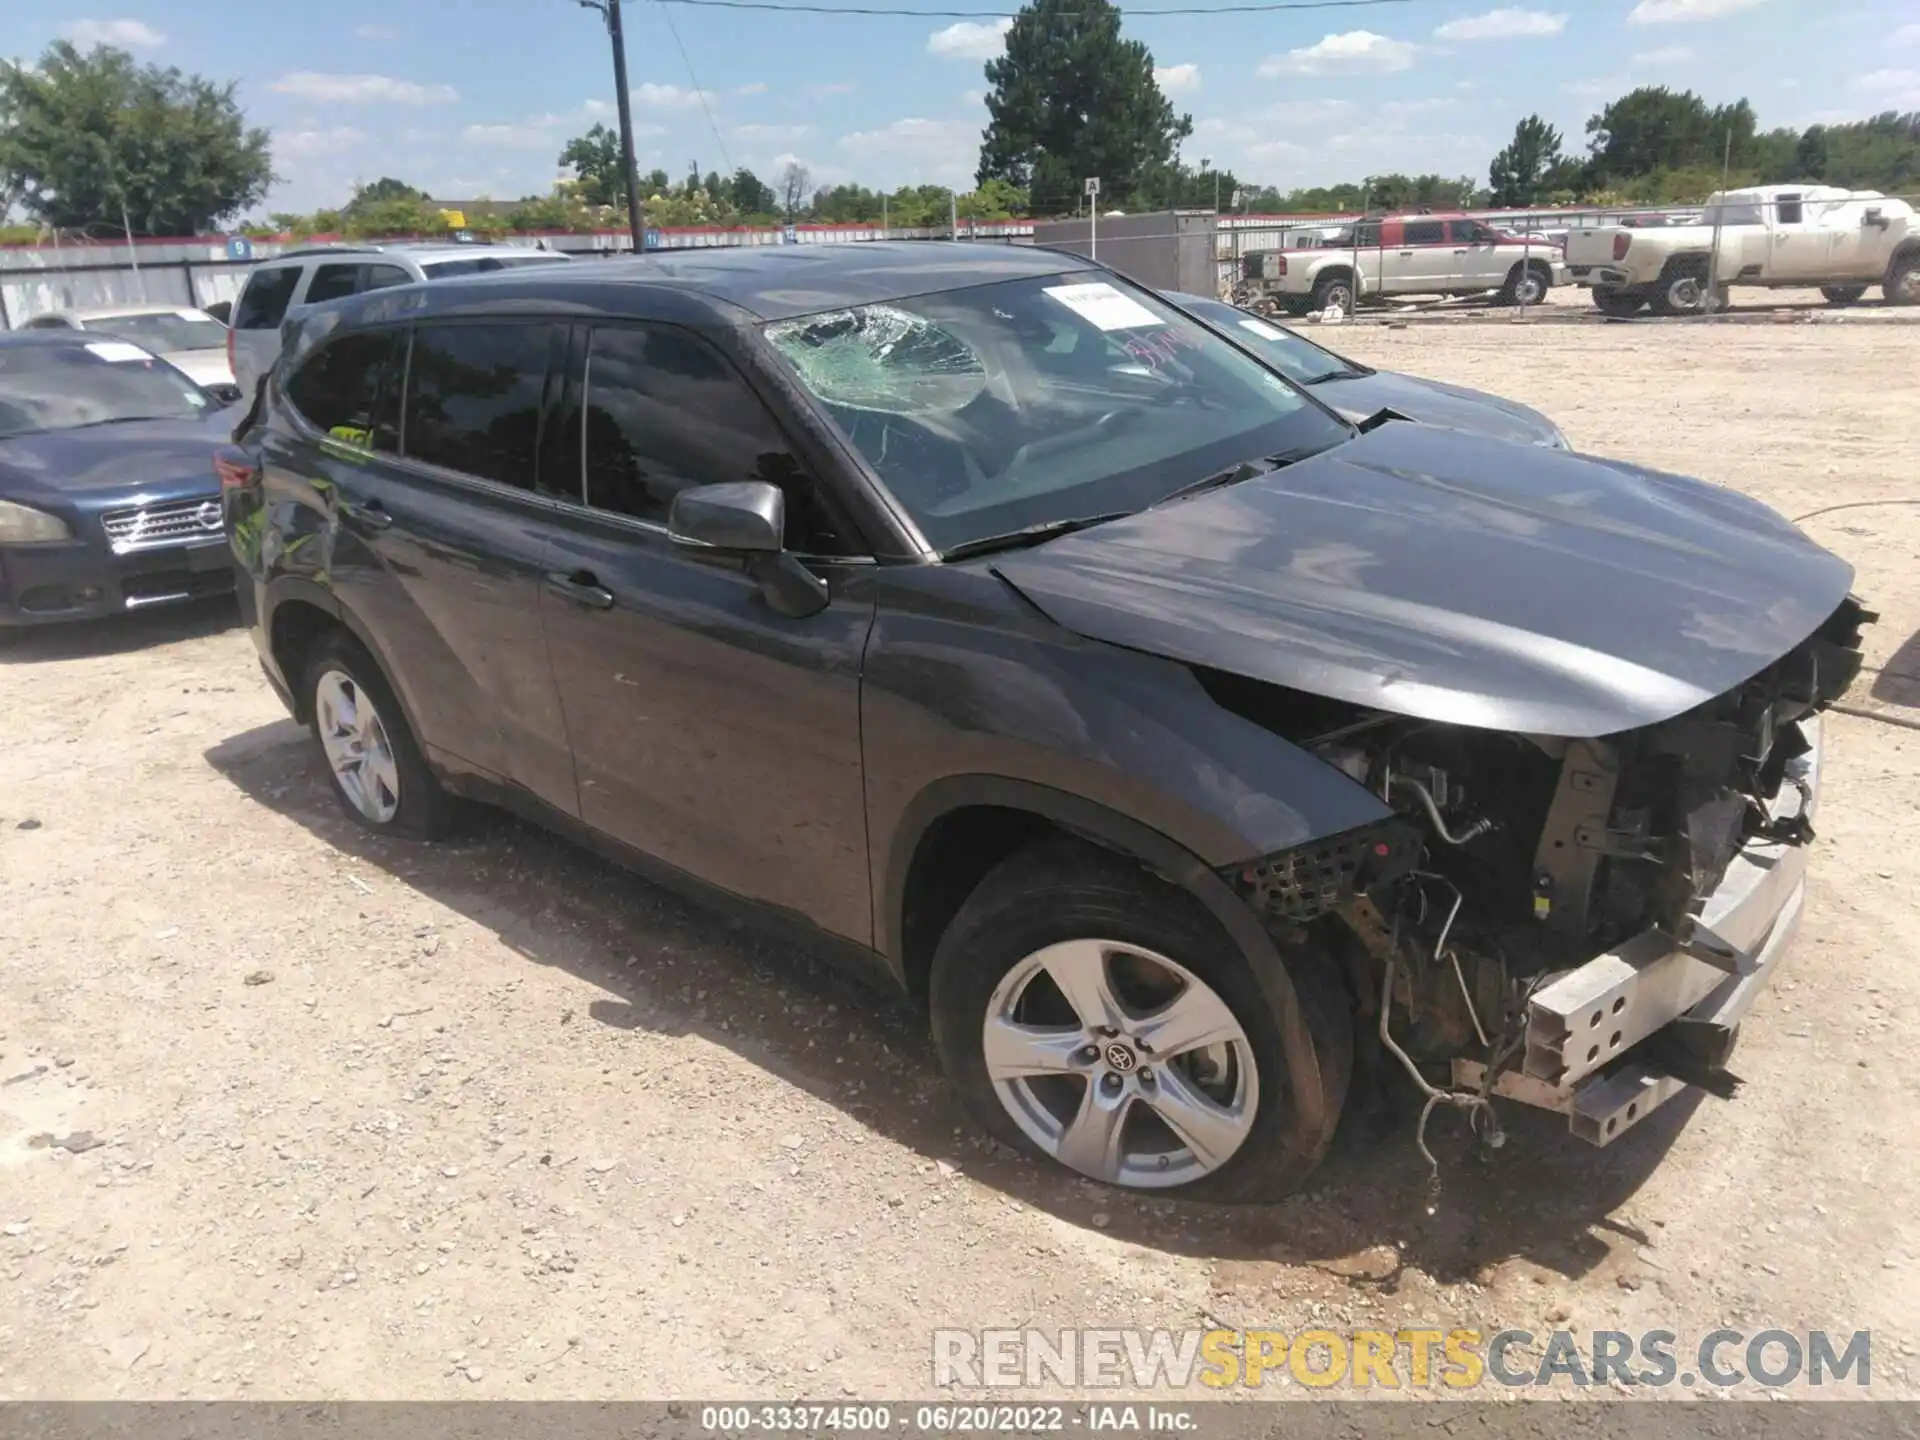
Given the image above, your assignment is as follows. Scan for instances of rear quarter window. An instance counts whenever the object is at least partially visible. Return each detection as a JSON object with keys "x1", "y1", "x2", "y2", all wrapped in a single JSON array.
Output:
[
  {"x1": 234, "y1": 267, "x2": 302, "y2": 330},
  {"x1": 284, "y1": 329, "x2": 407, "y2": 452}
]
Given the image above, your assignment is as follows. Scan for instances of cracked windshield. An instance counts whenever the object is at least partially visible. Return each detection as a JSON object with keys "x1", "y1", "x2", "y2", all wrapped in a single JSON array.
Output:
[{"x1": 764, "y1": 274, "x2": 1347, "y2": 552}]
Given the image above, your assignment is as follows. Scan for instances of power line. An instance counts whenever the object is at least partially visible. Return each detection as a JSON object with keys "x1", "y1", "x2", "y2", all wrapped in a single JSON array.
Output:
[
  {"x1": 652, "y1": 0, "x2": 1418, "y2": 15},
  {"x1": 650, "y1": 0, "x2": 734, "y2": 174}
]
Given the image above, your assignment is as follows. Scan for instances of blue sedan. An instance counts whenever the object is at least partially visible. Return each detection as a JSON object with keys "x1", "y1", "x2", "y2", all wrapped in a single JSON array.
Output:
[
  {"x1": 1168, "y1": 291, "x2": 1569, "y2": 449},
  {"x1": 0, "y1": 331, "x2": 237, "y2": 626}
]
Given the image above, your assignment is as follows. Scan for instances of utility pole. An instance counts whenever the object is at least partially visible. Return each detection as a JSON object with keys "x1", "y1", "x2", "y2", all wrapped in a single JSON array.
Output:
[
  {"x1": 579, "y1": 0, "x2": 645, "y2": 251},
  {"x1": 949, "y1": 190, "x2": 958, "y2": 240}
]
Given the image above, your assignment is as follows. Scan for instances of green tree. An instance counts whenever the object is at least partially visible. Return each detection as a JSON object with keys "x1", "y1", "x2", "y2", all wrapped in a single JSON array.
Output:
[
  {"x1": 1488, "y1": 115, "x2": 1565, "y2": 206},
  {"x1": 977, "y1": 0, "x2": 1191, "y2": 212},
  {"x1": 1794, "y1": 124, "x2": 1829, "y2": 180},
  {"x1": 558, "y1": 124, "x2": 626, "y2": 207},
  {"x1": 0, "y1": 41, "x2": 273, "y2": 235},
  {"x1": 725, "y1": 167, "x2": 777, "y2": 217}
]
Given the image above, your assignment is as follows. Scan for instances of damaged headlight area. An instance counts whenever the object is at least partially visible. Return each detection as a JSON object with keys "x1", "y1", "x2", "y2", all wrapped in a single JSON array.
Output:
[{"x1": 1213, "y1": 595, "x2": 1875, "y2": 1203}]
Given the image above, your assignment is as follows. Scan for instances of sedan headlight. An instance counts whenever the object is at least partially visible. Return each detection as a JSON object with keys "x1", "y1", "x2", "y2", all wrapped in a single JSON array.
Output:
[{"x1": 0, "y1": 499, "x2": 73, "y2": 545}]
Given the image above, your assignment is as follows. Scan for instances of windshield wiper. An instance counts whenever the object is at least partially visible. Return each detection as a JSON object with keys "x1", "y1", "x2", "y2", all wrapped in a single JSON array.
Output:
[
  {"x1": 1155, "y1": 443, "x2": 1333, "y2": 507},
  {"x1": 939, "y1": 511, "x2": 1132, "y2": 562},
  {"x1": 1302, "y1": 366, "x2": 1371, "y2": 384}
]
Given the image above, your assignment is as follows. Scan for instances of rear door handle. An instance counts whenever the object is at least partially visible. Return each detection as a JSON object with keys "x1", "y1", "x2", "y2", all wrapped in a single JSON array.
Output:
[
  {"x1": 1397, "y1": 249, "x2": 1414, "y2": 256},
  {"x1": 340, "y1": 500, "x2": 392, "y2": 531},
  {"x1": 546, "y1": 570, "x2": 615, "y2": 610}
]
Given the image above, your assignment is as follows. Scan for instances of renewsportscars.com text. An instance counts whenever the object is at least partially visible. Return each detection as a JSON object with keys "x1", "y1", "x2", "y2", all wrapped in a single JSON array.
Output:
[{"x1": 932, "y1": 1327, "x2": 1872, "y2": 1390}]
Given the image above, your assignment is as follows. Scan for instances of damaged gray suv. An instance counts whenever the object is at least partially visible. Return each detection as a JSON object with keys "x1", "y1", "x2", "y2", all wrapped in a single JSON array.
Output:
[{"x1": 222, "y1": 243, "x2": 1871, "y2": 1201}]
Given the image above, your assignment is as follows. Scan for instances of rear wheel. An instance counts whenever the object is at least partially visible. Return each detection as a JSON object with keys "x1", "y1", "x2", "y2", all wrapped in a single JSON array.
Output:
[
  {"x1": 302, "y1": 631, "x2": 454, "y2": 839},
  {"x1": 1651, "y1": 262, "x2": 1711, "y2": 316},
  {"x1": 928, "y1": 840, "x2": 1350, "y2": 1202},
  {"x1": 1820, "y1": 284, "x2": 1868, "y2": 305},
  {"x1": 1311, "y1": 274, "x2": 1356, "y2": 316}
]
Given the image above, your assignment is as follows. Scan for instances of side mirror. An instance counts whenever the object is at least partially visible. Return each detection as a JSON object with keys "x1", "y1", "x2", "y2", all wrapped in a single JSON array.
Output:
[
  {"x1": 1864, "y1": 207, "x2": 1887, "y2": 229},
  {"x1": 668, "y1": 480, "x2": 784, "y2": 553},
  {"x1": 667, "y1": 480, "x2": 828, "y2": 619}
]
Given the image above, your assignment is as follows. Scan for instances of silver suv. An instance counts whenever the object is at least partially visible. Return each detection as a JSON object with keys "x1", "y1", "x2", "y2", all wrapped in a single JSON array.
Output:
[{"x1": 226, "y1": 243, "x2": 571, "y2": 398}]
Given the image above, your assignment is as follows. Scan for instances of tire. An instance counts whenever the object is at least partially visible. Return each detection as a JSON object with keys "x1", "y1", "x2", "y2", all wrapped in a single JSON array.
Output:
[
  {"x1": 1279, "y1": 296, "x2": 1314, "y2": 317},
  {"x1": 1820, "y1": 284, "x2": 1867, "y2": 305},
  {"x1": 928, "y1": 839, "x2": 1351, "y2": 1203},
  {"x1": 1311, "y1": 273, "x2": 1356, "y2": 316},
  {"x1": 1650, "y1": 262, "x2": 1710, "y2": 316},
  {"x1": 1498, "y1": 261, "x2": 1551, "y2": 306},
  {"x1": 1592, "y1": 286, "x2": 1646, "y2": 318},
  {"x1": 301, "y1": 630, "x2": 454, "y2": 839},
  {"x1": 1884, "y1": 252, "x2": 1920, "y2": 306}
]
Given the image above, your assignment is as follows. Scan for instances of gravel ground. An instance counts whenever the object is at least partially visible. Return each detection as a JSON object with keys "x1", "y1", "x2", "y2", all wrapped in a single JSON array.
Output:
[{"x1": 2, "y1": 317, "x2": 1917, "y2": 1402}]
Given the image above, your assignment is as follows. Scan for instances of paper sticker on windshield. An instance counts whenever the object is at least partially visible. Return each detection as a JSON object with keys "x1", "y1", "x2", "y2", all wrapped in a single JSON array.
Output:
[
  {"x1": 84, "y1": 341, "x2": 151, "y2": 364},
  {"x1": 1043, "y1": 282, "x2": 1161, "y2": 331},
  {"x1": 177, "y1": 309, "x2": 206, "y2": 321},
  {"x1": 1238, "y1": 317, "x2": 1286, "y2": 341}
]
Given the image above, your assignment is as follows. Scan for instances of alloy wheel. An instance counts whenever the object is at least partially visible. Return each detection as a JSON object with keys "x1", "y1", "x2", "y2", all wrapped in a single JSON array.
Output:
[
  {"x1": 981, "y1": 939, "x2": 1259, "y2": 1189},
  {"x1": 315, "y1": 669, "x2": 401, "y2": 824}
]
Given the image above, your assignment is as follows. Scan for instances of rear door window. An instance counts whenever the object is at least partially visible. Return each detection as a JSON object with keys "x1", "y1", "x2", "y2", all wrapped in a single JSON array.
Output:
[
  {"x1": 303, "y1": 264, "x2": 366, "y2": 306},
  {"x1": 362, "y1": 264, "x2": 413, "y2": 292},
  {"x1": 401, "y1": 321, "x2": 562, "y2": 489},
  {"x1": 1403, "y1": 220, "x2": 1446, "y2": 245},
  {"x1": 233, "y1": 266, "x2": 302, "y2": 329},
  {"x1": 285, "y1": 329, "x2": 406, "y2": 452}
]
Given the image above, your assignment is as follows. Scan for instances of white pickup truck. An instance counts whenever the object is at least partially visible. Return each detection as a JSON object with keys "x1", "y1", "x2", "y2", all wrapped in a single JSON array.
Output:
[
  {"x1": 1565, "y1": 184, "x2": 1920, "y2": 316},
  {"x1": 1239, "y1": 213, "x2": 1566, "y2": 314}
]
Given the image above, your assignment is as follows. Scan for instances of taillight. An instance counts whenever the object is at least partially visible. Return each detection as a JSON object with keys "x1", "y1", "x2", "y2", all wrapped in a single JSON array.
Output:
[
  {"x1": 215, "y1": 447, "x2": 255, "y2": 490},
  {"x1": 1612, "y1": 232, "x2": 1632, "y2": 261},
  {"x1": 1274, "y1": 255, "x2": 1288, "y2": 276}
]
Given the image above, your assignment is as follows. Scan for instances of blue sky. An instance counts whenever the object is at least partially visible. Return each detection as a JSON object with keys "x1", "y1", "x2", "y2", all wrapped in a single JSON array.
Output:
[{"x1": 13, "y1": 1, "x2": 1916, "y2": 217}]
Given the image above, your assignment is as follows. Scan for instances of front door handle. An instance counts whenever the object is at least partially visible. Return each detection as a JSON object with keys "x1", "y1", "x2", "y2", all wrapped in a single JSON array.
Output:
[
  {"x1": 1453, "y1": 248, "x2": 1468, "y2": 254},
  {"x1": 546, "y1": 570, "x2": 615, "y2": 610},
  {"x1": 1397, "y1": 249, "x2": 1414, "y2": 256},
  {"x1": 340, "y1": 500, "x2": 392, "y2": 531}
]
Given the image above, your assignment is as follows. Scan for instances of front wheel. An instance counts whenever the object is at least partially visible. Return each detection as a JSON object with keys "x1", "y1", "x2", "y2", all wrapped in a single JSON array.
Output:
[
  {"x1": 1821, "y1": 284, "x2": 1868, "y2": 305},
  {"x1": 1499, "y1": 262, "x2": 1551, "y2": 306},
  {"x1": 928, "y1": 841, "x2": 1350, "y2": 1202},
  {"x1": 1884, "y1": 254, "x2": 1920, "y2": 306}
]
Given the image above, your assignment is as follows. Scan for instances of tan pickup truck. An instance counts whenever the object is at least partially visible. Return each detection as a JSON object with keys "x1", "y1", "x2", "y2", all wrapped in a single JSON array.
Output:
[
  {"x1": 1565, "y1": 184, "x2": 1920, "y2": 315},
  {"x1": 1238, "y1": 213, "x2": 1566, "y2": 314}
]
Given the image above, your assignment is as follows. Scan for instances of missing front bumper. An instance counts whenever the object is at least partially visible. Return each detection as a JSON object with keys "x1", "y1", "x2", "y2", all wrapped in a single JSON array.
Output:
[{"x1": 1454, "y1": 714, "x2": 1822, "y2": 1146}]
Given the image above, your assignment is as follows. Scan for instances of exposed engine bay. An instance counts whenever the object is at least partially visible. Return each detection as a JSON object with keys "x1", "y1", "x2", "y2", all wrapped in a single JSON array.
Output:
[{"x1": 1216, "y1": 594, "x2": 1875, "y2": 1203}]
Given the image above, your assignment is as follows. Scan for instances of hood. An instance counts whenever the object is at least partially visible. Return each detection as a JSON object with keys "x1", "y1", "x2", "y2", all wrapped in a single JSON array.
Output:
[
  {"x1": 992, "y1": 424, "x2": 1853, "y2": 738},
  {"x1": 1315, "y1": 371, "x2": 1563, "y2": 447},
  {"x1": 0, "y1": 413, "x2": 227, "y2": 507},
  {"x1": 163, "y1": 348, "x2": 237, "y2": 388}
]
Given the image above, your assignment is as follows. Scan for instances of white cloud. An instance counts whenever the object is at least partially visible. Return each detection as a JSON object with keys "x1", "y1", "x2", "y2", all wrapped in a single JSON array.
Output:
[
  {"x1": 1632, "y1": 43, "x2": 1696, "y2": 62},
  {"x1": 1258, "y1": 99, "x2": 1355, "y2": 124},
  {"x1": 464, "y1": 114, "x2": 569, "y2": 149},
  {"x1": 57, "y1": 18, "x2": 166, "y2": 48},
  {"x1": 1627, "y1": 0, "x2": 1765, "y2": 23},
  {"x1": 838, "y1": 117, "x2": 979, "y2": 185},
  {"x1": 961, "y1": 88, "x2": 985, "y2": 106},
  {"x1": 1257, "y1": 31, "x2": 1417, "y2": 76},
  {"x1": 1155, "y1": 62, "x2": 1202, "y2": 94},
  {"x1": 353, "y1": 24, "x2": 400, "y2": 40},
  {"x1": 735, "y1": 82, "x2": 770, "y2": 95},
  {"x1": 276, "y1": 126, "x2": 370, "y2": 158},
  {"x1": 1433, "y1": 8, "x2": 1565, "y2": 39},
  {"x1": 1858, "y1": 68, "x2": 1920, "y2": 105},
  {"x1": 633, "y1": 82, "x2": 714, "y2": 108},
  {"x1": 1560, "y1": 75, "x2": 1627, "y2": 97},
  {"x1": 270, "y1": 72, "x2": 458, "y2": 105},
  {"x1": 734, "y1": 123, "x2": 813, "y2": 140},
  {"x1": 1897, "y1": 22, "x2": 1920, "y2": 45},
  {"x1": 927, "y1": 19, "x2": 1012, "y2": 59}
]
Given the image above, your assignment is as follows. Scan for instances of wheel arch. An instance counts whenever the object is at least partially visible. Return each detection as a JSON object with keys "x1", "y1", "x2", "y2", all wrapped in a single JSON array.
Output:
[
  {"x1": 263, "y1": 579, "x2": 424, "y2": 743},
  {"x1": 884, "y1": 774, "x2": 1339, "y2": 1145}
]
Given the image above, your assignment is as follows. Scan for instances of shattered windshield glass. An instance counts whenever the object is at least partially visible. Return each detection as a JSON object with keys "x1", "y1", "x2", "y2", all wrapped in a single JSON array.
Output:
[
  {"x1": 764, "y1": 306, "x2": 986, "y2": 414},
  {"x1": 762, "y1": 273, "x2": 1350, "y2": 553}
]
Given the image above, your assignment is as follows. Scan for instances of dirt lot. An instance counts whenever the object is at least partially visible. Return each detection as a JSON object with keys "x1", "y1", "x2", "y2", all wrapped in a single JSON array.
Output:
[{"x1": 3, "y1": 319, "x2": 1917, "y2": 1402}]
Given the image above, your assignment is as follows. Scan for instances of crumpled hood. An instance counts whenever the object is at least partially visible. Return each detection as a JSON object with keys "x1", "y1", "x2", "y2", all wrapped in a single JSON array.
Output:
[
  {"x1": 1324, "y1": 371, "x2": 1563, "y2": 447},
  {"x1": 992, "y1": 423, "x2": 1854, "y2": 738},
  {"x1": 0, "y1": 413, "x2": 227, "y2": 504}
]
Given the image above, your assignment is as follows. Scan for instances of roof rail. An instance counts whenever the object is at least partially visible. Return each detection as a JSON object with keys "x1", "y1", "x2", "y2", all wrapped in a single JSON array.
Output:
[{"x1": 269, "y1": 243, "x2": 383, "y2": 261}]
